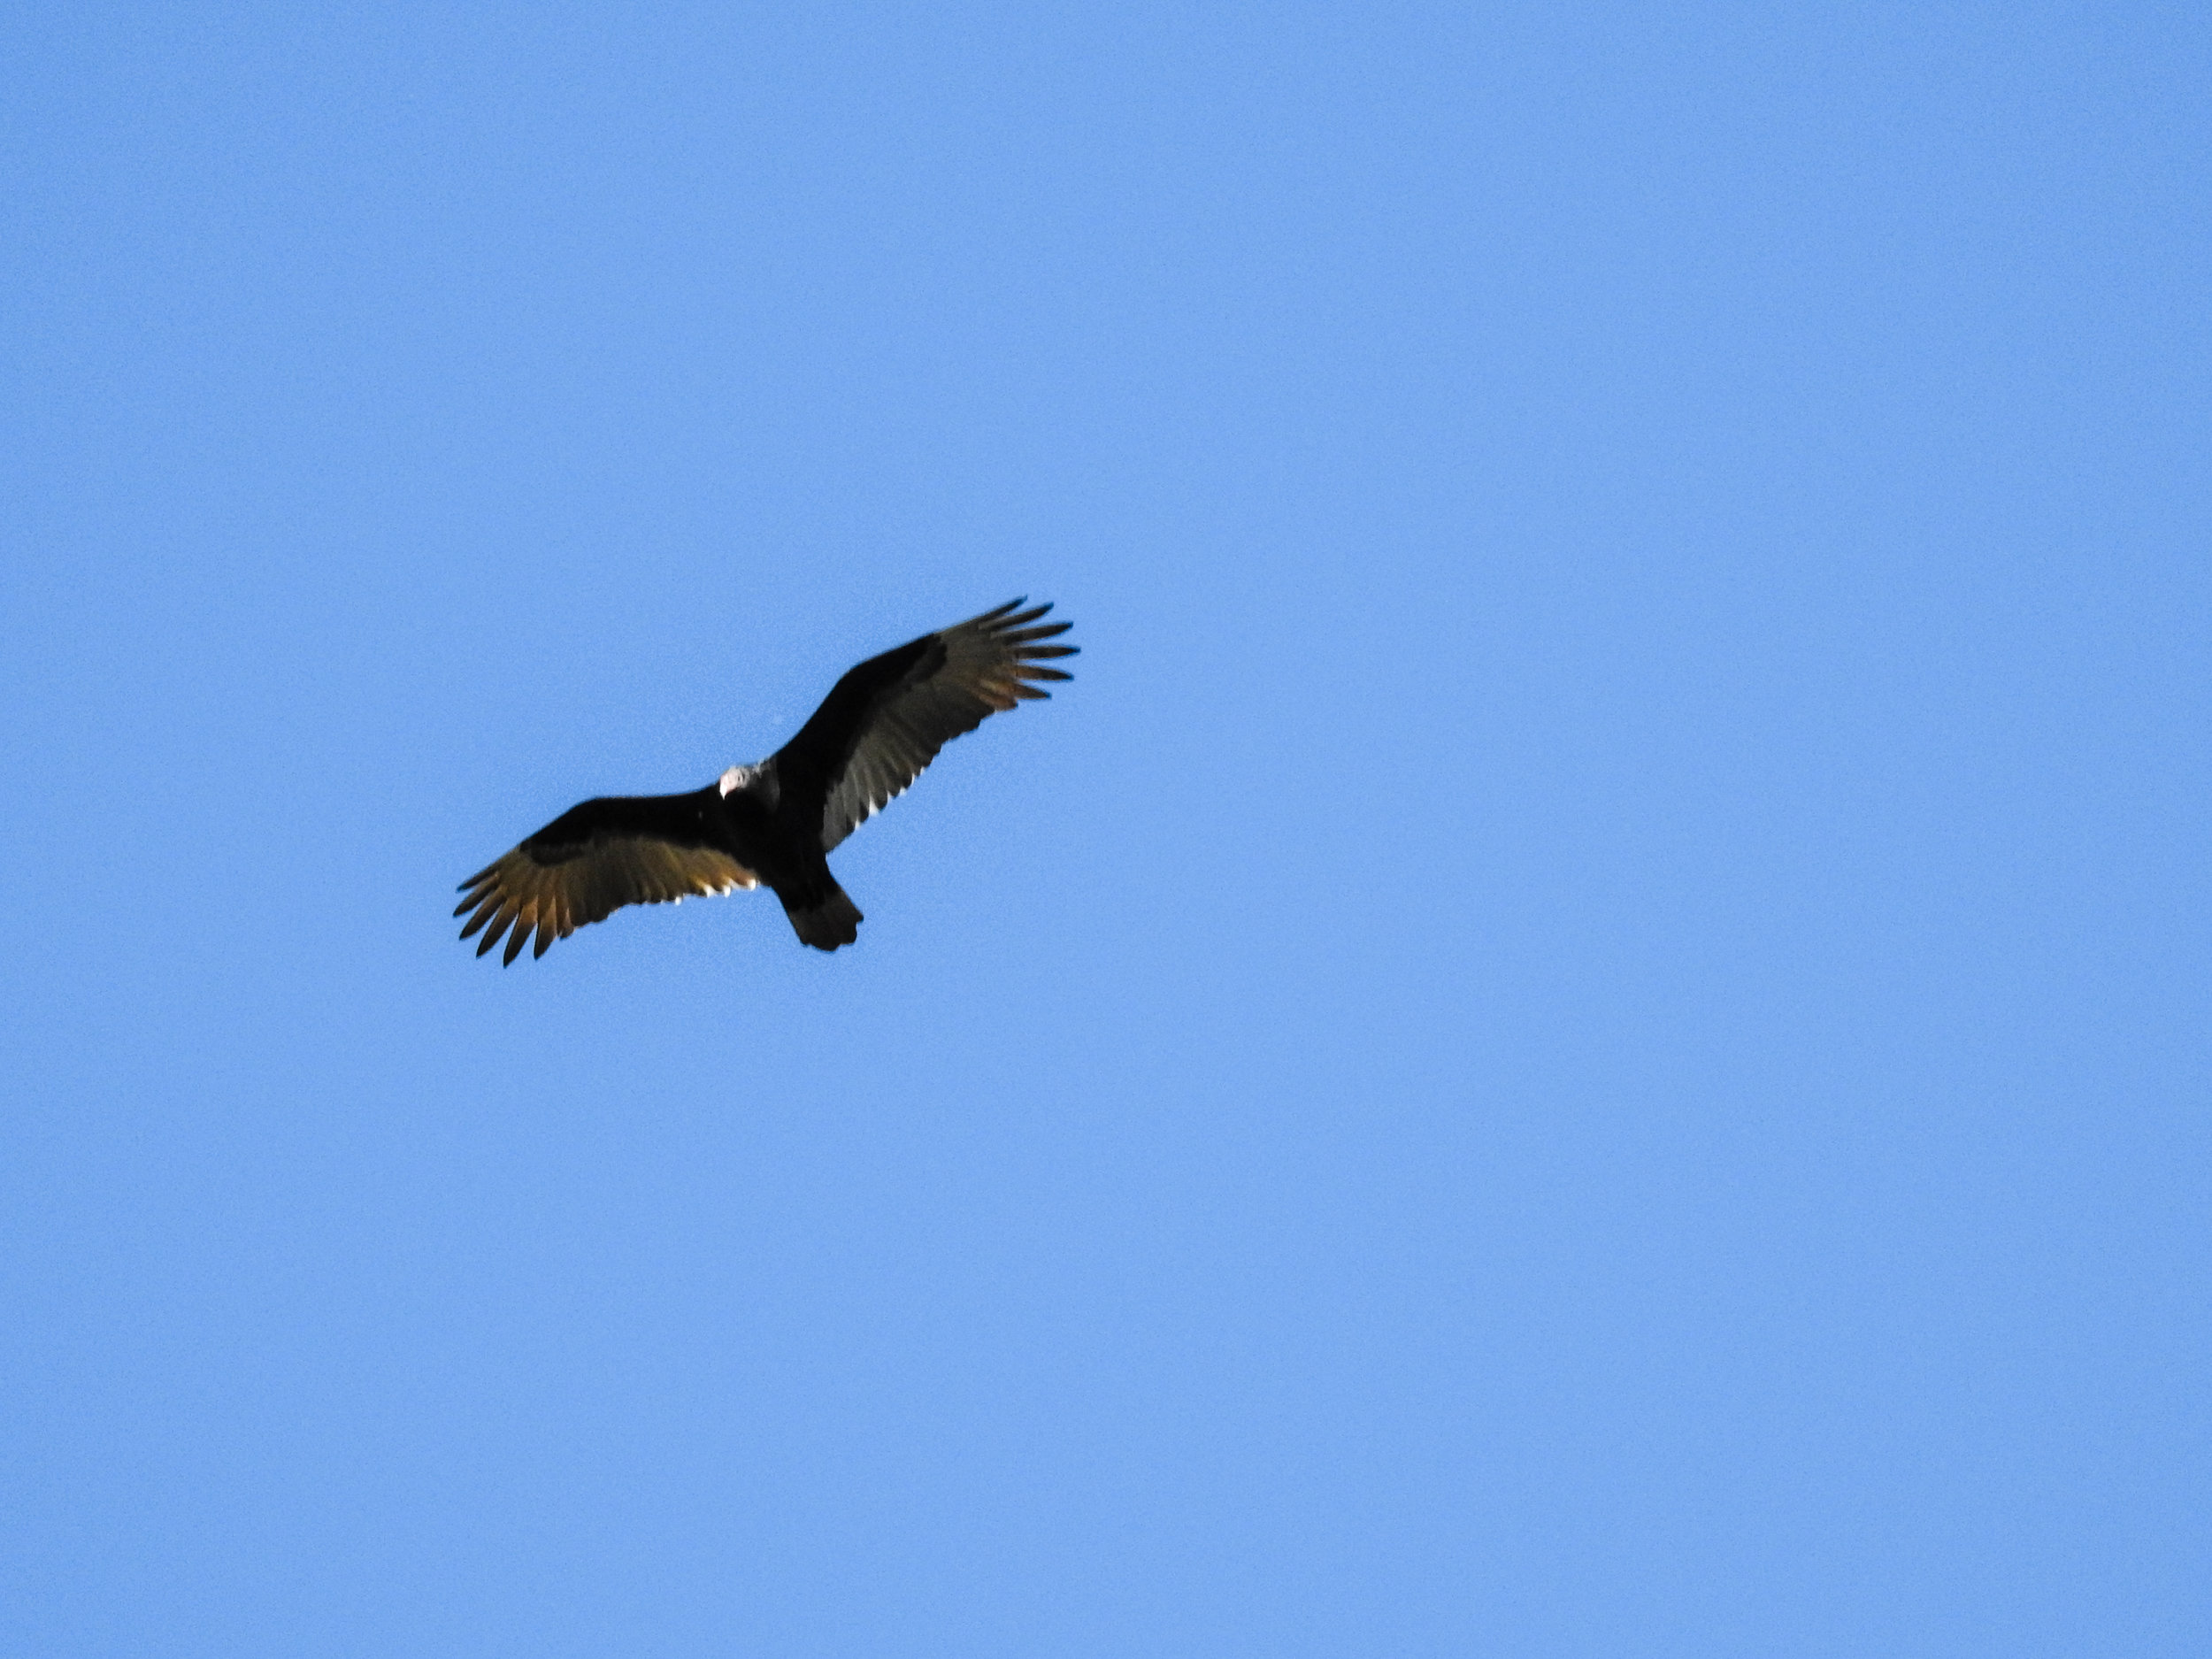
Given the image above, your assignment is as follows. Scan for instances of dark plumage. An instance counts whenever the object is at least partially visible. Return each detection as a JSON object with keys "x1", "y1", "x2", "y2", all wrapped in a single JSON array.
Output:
[{"x1": 455, "y1": 599, "x2": 1077, "y2": 961}]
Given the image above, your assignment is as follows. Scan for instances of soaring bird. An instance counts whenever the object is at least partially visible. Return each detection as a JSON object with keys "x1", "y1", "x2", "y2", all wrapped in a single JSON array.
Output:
[{"x1": 455, "y1": 599, "x2": 1076, "y2": 961}]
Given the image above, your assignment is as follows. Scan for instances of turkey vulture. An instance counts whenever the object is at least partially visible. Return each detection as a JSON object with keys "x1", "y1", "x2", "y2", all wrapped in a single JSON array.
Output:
[{"x1": 455, "y1": 599, "x2": 1077, "y2": 961}]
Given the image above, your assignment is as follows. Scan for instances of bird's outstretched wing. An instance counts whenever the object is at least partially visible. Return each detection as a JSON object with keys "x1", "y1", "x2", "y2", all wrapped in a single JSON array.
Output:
[
  {"x1": 454, "y1": 792, "x2": 758, "y2": 965},
  {"x1": 773, "y1": 599, "x2": 1078, "y2": 852}
]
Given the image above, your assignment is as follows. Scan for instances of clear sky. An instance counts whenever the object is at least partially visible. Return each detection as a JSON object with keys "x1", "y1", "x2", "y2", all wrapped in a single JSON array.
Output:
[{"x1": 5, "y1": 4, "x2": 2206, "y2": 1654}]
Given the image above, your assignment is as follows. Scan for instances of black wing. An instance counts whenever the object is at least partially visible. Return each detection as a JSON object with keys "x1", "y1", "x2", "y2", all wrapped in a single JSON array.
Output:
[
  {"x1": 453, "y1": 791, "x2": 759, "y2": 965},
  {"x1": 772, "y1": 599, "x2": 1078, "y2": 852}
]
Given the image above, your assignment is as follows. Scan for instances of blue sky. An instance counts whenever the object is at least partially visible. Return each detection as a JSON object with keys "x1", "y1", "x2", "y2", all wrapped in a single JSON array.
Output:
[{"x1": 4, "y1": 3, "x2": 2206, "y2": 1654}]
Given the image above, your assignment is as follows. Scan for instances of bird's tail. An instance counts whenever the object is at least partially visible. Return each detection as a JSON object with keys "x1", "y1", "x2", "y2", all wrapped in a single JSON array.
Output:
[{"x1": 780, "y1": 879, "x2": 863, "y2": 951}]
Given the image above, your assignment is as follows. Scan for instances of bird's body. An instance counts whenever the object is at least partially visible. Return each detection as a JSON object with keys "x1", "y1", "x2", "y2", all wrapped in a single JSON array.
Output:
[{"x1": 456, "y1": 599, "x2": 1075, "y2": 962}]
